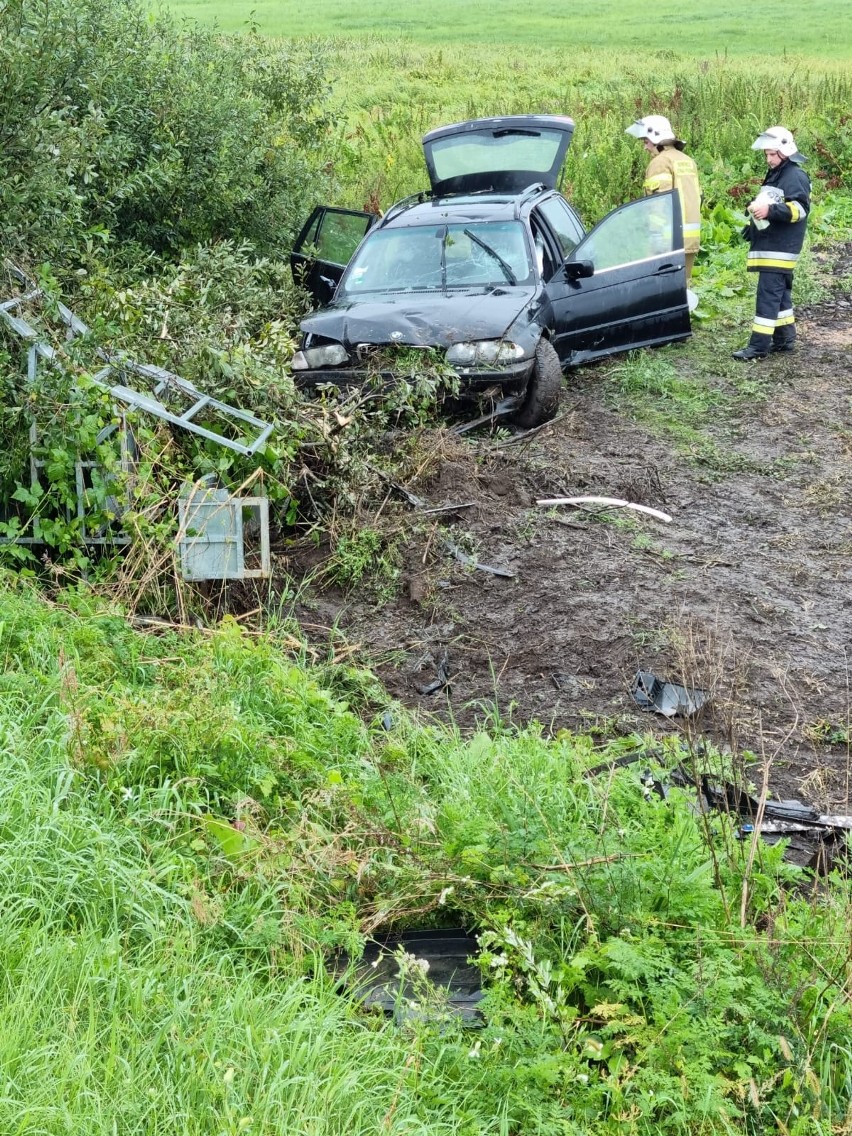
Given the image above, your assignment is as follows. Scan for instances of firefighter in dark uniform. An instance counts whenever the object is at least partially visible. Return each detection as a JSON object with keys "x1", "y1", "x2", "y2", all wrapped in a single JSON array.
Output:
[{"x1": 733, "y1": 126, "x2": 810, "y2": 360}]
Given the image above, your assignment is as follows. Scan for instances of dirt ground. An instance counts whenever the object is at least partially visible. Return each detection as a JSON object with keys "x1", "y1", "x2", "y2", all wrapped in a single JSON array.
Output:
[{"x1": 288, "y1": 257, "x2": 852, "y2": 810}]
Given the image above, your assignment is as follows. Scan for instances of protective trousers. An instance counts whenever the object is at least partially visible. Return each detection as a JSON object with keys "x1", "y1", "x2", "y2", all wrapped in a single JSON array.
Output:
[{"x1": 748, "y1": 270, "x2": 795, "y2": 353}]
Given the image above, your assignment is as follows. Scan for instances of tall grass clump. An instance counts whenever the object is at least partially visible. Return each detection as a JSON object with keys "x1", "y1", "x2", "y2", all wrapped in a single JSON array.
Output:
[{"x1": 4, "y1": 572, "x2": 852, "y2": 1133}]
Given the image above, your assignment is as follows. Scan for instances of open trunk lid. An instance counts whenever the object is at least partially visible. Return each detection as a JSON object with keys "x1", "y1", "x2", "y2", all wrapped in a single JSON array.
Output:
[{"x1": 422, "y1": 114, "x2": 575, "y2": 196}]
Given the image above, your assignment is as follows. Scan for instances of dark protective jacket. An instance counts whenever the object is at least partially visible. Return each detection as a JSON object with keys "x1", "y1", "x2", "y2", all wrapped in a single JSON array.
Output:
[{"x1": 745, "y1": 158, "x2": 811, "y2": 273}]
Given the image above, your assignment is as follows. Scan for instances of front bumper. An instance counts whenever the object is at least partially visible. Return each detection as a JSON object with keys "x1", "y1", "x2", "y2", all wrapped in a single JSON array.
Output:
[{"x1": 293, "y1": 357, "x2": 534, "y2": 393}]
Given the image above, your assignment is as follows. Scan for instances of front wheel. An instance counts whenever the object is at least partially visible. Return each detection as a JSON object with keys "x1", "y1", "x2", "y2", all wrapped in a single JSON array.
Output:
[{"x1": 514, "y1": 338, "x2": 562, "y2": 428}]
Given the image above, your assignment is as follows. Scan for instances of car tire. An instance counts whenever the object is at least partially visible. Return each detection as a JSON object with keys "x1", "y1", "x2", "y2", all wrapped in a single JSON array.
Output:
[{"x1": 514, "y1": 338, "x2": 562, "y2": 428}]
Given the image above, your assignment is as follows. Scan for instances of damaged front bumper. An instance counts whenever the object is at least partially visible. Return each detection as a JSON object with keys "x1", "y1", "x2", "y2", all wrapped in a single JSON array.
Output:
[{"x1": 291, "y1": 357, "x2": 534, "y2": 393}]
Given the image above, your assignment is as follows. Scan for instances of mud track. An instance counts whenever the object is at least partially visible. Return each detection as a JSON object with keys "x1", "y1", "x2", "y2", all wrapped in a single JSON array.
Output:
[{"x1": 289, "y1": 264, "x2": 852, "y2": 808}]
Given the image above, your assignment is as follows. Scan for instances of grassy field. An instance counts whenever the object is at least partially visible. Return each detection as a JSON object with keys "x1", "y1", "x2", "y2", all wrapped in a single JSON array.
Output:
[
  {"x1": 162, "y1": 0, "x2": 852, "y2": 244},
  {"x1": 5, "y1": 577, "x2": 852, "y2": 1134},
  {"x1": 161, "y1": 0, "x2": 851, "y2": 59}
]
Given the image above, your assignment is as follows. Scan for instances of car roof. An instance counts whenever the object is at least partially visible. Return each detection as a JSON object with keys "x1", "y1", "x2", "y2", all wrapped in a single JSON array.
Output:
[{"x1": 378, "y1": 187, "x2": 552, "y2": 230}]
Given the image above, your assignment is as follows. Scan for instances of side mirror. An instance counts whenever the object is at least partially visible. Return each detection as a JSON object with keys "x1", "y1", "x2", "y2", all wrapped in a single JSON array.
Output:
[{"x1": 564, "y1": 259, "x2": 594, "y2": 281}]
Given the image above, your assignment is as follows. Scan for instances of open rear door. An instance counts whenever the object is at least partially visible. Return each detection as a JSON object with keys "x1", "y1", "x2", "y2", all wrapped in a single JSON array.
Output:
[{"x1": 291, "y1": 207, "x2": 377, "y2": 308}]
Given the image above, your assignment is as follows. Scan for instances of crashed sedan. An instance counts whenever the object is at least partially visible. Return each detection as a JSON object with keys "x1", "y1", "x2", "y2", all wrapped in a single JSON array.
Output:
[{"x1": 290, "y1": 115, "x2": 691, "y2": 427}]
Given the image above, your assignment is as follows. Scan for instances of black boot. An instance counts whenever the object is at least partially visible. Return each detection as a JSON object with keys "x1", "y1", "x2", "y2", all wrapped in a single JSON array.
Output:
[
  {"x1": 732, "y1": 342, "x2": 770, "y2": 361},
  {"x1": 771, "y1": 325, "x2": 796, "y2": 354}
]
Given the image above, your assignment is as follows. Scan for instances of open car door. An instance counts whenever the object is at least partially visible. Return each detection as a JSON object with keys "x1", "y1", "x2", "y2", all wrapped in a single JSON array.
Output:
[
  {"x1": 546, "y1": 190, "x2": 691, "y2": 365},
  {"x1": 291, "y1": 207, "x2": 378, "y2": 308}
]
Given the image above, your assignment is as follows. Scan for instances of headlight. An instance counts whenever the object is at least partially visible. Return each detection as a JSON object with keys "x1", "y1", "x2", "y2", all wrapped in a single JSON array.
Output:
[
  {"x1": 446, "y1": 340, "x2": 527, "y2": 367},
  {"x1": 291, "y1": 343, "x2": 349, "y2": 370}
]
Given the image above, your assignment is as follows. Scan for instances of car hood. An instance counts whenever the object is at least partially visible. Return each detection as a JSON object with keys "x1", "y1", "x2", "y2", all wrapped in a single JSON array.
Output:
[{"x1": 300, "y1": 287, "x2": 539, "y2": 350}]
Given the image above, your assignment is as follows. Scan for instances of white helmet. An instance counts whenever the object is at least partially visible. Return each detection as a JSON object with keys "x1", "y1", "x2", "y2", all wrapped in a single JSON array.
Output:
[
  {"x1": 625, "y1": 114, "x2": 680, "y2": 146},
  {"x1": 751, "y1": 126, "x2": 806, "y2": 164}
]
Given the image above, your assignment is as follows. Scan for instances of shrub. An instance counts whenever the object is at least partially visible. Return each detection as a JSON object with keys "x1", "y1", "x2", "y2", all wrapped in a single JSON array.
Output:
[{"x1": 0, "y1": 0, "x2": 333, "y2": 263}]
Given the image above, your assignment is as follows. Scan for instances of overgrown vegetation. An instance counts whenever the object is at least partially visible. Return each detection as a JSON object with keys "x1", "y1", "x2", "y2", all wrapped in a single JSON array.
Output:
[
  {"x1": 2, "y1": 2, "x2": 852, "y2": 1130},
  {"x1": 3, "y1": 576, "x2": 852, "y2": 1133}
]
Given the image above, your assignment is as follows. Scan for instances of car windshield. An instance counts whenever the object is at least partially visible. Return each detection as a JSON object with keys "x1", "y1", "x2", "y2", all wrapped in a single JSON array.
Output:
[{"x1": 341, "y1": 221, "x2": 534, "y2": 294}]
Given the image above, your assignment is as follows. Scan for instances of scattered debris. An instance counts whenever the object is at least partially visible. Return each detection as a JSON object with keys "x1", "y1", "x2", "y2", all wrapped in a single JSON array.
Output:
[
  {"x1": 586, "y1": 753, "x2": 852, "y2": 873},
  {"x1": 632, "y1": 670, "x2": 708, "y2": 718},
  {"x1": 442, "y1": 538, "x2": 516, "y2": 579},
  {"x1": 336, "y1": 928, "x2": 483, "y2": 1025},
  {"x1": 695, "y1": 772, "x2": 851, "y2": 872},
  {"x1": 416, "y1": 646, "x2": 451, "y2": 695},
  {"x1": 536, "y1": 495, "x2": 672, "y2": 523},
  {"x1": 177, "y1": 484, "x2": 271, "y2": 581}
]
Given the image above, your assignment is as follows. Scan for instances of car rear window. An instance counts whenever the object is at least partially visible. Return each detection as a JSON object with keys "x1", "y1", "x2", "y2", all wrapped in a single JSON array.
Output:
[{"x1": 430, "y1": 129, "x2": 566, "y2": 184}]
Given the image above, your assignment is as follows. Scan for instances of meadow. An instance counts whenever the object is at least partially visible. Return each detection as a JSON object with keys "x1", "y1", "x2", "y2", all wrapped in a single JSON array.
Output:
[
  {"x1": 163, "y1": 0, "x2": 852, "y2": 59},
  {"x1": 163, "y1": 0, "x2": 852, "y2": 258}
]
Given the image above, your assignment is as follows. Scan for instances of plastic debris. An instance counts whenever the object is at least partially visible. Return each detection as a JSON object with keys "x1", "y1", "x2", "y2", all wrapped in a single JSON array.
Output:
[
  {"x1": 537, "y1": 496, "x2": 672, "y2": 523},
  {"x1": 632, "y1": 670, "x2": 708, "y2": 717},
  {"x1": 336, "y1": 929, "x2": 483, "y2": 1025}
]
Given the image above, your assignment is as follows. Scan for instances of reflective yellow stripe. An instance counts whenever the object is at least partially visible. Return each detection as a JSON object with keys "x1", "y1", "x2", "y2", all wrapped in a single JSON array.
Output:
[
  {"x1": 644, "y1": 174, "x2": 673, "y2": 192},
  {"x1": 776, "y1": 314, "x2": 795, "y2": 326},
  {"x1": 751, "y1": 323, "x2": 774, "y2": 336},
  {"x1": 748, "y1": 257, "x2": 800, "y2": 269}
]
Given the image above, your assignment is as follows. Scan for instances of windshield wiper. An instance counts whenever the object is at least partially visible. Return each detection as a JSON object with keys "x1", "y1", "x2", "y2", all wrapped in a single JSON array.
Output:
[{"x1": 462, "y1": 228, "x2": 518, "y2": 285}]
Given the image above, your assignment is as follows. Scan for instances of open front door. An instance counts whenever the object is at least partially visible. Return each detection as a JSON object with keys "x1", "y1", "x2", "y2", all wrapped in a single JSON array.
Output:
[
  {"x1": 291, "y1": 206, "x2": 377, "y2": 308},
  {"x1": 546, "y1": 190, "x2": 691, "y2": 365}
]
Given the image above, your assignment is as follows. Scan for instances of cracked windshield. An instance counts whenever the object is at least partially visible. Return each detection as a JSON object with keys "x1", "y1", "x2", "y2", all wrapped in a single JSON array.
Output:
[{"x1": 343, "y1": 221, "x2": 533, "y2": 292}]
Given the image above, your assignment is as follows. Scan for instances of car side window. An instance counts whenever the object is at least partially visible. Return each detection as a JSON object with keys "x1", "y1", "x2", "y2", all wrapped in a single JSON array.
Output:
[
  {"x1": 537, "y1": 197, "x2": 585, "y2": 257},
  {"x1": 574, "y1": 195, "x2": 674, "y2": 272},
  {"x1": 313, "y1": 210, "x2": 374, "y2": 267},
  {"x1": 530, "y1": 217, "x2": 559, "y2": 280}
]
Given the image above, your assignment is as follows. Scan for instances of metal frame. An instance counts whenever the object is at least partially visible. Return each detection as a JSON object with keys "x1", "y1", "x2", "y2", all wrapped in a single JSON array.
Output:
[
  {"x1": 0, "y1": 271, "x2": 274, "y2": 578},
  {"x1": 177, "y1": 488, "x2": 271, "y2": 581},
  {"x1": 0, "y1": 284, "x2": 274, "y2": 456}
]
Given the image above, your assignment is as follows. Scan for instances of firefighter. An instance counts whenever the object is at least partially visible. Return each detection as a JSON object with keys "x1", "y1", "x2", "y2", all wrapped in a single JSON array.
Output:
[
  {"x1": 625, "y1": 114, "x2": 701, "y2": 280},
  {"x1": 733, "y1": 126, "x2": 810, "y2": 361}
]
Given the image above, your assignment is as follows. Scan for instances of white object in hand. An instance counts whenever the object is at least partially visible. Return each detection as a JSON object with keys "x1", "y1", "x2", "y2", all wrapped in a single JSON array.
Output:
[{"x1": 748, "y1": 186, "x2": 785, "y2": 230}]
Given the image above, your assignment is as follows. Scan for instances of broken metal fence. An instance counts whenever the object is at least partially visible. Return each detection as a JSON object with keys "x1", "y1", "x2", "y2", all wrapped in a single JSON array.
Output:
[{"x1": 0, "y1": 267, "x2": 274, "y2": 579}]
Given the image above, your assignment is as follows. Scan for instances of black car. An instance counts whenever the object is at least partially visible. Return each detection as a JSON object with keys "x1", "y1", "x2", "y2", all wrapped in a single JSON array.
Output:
[{"x1": 290, "y1": 115, "x2": 691, "y2": 427}]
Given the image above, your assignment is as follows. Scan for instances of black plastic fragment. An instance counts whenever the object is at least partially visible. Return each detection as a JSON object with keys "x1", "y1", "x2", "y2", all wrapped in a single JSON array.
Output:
[
  {"x1": 632, "y1": 670, "x2": 708, "y2": 718},
  {"x1": 416, "y1": 647, "x2": 450, "y2": 695},
  {"x1": 338, "y1": 928, "x2": 483, "y2": 1025}
]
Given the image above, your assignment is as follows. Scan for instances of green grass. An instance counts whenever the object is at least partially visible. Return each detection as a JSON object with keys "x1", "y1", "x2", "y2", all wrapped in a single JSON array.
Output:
[
  {"x1": 161, "y1": 0, "x2": 852, "y2": 59},
  {"x1": 5, "y1": 575, "x2": 852, "y2": 1132}
]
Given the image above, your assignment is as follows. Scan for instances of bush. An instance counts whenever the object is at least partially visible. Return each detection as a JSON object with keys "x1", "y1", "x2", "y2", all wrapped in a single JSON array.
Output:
[{"x1": 0, "y1": 0, "x2": 333, "y2": 263}]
